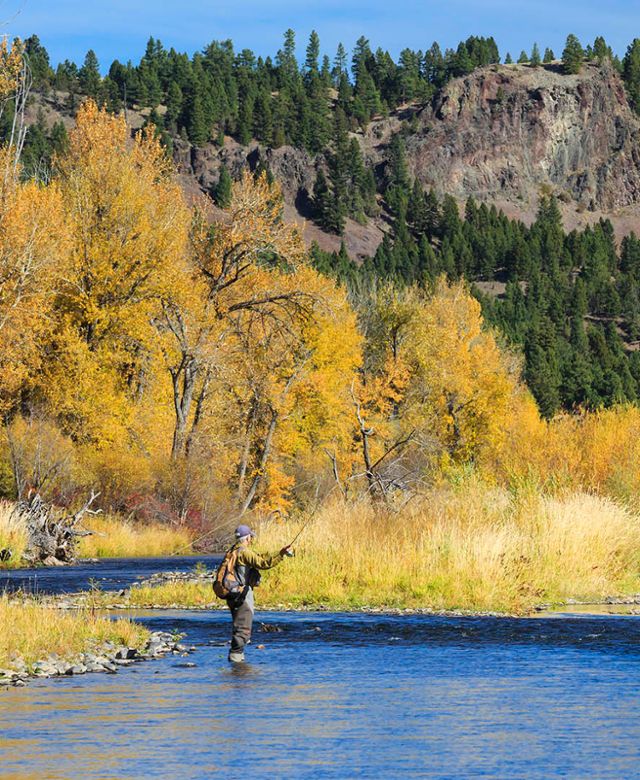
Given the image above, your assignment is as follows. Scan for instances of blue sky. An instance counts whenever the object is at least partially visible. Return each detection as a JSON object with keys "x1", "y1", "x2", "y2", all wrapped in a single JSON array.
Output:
[{"x1": 5, "y1": 0, "x2": 640, "y2": 70}]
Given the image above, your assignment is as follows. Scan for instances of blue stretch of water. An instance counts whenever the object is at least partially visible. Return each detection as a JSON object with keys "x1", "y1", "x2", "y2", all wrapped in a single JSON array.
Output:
[
  {"x1": 1, "y1": 561, "x2": 640, "y2": 779},
  {"x1": 0, "y1": 555, "x2": 219, "y2": 595}
]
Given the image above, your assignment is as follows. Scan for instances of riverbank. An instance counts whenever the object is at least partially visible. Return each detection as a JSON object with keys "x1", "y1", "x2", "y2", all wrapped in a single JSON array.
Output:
[
  {"x1": 0, "y1": 501, "x2": 193, "y2": 568},
  {"x1": 0, "y1": 595, "x2": 194, "y2": 687},
  {"x1": 51, "y1": 486, "x2": 640, "y2": 615}
]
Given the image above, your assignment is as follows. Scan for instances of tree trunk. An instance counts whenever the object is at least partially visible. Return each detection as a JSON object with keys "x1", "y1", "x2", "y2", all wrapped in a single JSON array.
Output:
[
  {"x1": 238, "y1": 408, "x2": 278, "y2": 516},
  {"x1": 171, "y1": 358, "x2": 198, "y2": 459},
  {"x1": 236, "y1": 401, "x2": 257, "y2": 503},
  {"x1": 185, "y1": 367, "x2": 211, "y2": 457}
]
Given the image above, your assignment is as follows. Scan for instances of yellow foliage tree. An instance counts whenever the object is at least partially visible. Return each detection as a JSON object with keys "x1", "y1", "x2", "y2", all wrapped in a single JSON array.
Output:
[
  {"x1": 39, "y1": 100, "x2": 191, "y2": 459},
  {"x1": 157, "y1": 171, "x2": 361, "y2": 512},
  {"x1": 355, "y1": 279, "x2": 534, "y2": 493},
  {"x1": 0, "y1": 154, "x2": 67, "y2": 413},
  {"x1": 405, "y1": 279, "x2": 523, "y2": 466}
]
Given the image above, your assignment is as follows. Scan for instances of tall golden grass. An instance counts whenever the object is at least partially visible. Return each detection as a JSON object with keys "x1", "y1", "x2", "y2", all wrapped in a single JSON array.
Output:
[
  {"x1": 0, "y1": 595, "x2": 149, "y2": 668},
  {"x1": 118, "y1": 484, "x2": 640, "y2": 614},
  {"x1": 77, "y1": 515, "x2": 192, "y2": 558},
  {"x1": 0, "y1": 501, "x2": 27, "y2": 568},
  {"x1": 251, "y1": 486, "x2": 640, "y2": 613}
]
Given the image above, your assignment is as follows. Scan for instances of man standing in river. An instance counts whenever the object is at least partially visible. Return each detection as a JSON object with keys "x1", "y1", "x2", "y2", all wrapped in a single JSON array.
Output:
[{"x1": 226, "y1": 524, "x2": 293, "y2": 663}]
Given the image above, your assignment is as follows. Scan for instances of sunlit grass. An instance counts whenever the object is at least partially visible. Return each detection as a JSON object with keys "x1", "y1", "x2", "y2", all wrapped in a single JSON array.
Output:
[
  {"x1": 0, "y1": 594, "x2": 149, "y2": 668},
  {"x1": 77, "y1": 515, "x2": 193, "y2": 558},
  {"x1": 121, "y1": 484, "x2": 640, "y2": 614},
  {"x1": 0, "y1": 501, "x2": 27, "y2": 569},
  {"x1": 126, "y1": 581, "x2": 215, "y2": 608}
]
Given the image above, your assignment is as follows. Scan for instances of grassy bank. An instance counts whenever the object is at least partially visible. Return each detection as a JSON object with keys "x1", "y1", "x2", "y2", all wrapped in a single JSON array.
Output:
[
  {"x1": 118, "y1": 486, "x2": 640, "y2": 614},
  {"x1": 76, "y1": 515, "x2": 192, "y2": 558},
  {"x1": 0, "y1": 595, "x2": 149, "y2": 668},
  {"x1": 0, "y1": 504, "x2": 192, "y2": 567},
  {"x1": 0, "y1": 502, "x2": 27, "y2": 568}
]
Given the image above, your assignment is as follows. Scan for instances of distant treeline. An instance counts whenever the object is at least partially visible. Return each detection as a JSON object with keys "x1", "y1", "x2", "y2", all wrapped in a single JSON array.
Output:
[
  {"x1": 17, "y1": 31, "x2": 640, "y2": 151},
  {"x1": 312, "y1": 160, "x2": 640, "y2": 418}
]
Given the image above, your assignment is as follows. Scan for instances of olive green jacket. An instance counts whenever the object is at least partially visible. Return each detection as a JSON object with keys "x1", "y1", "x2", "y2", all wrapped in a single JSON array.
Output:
[{"x1": 233, "y1": 541, "x2": 284, "y2": 587}]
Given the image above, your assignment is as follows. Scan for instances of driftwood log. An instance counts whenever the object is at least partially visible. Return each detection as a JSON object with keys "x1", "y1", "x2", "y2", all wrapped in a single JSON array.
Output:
[{"x1": 11, "y1": 491, "x2": 100, "y2": 566}]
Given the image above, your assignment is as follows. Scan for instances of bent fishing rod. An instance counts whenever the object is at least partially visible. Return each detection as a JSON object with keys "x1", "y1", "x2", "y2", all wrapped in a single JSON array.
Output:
[
  {"x1": 171, "y1": 503, "x2": 319, "y2": 557},
  {"x1": 284, "y1": 512, "x2": 316, "y2": 552}
]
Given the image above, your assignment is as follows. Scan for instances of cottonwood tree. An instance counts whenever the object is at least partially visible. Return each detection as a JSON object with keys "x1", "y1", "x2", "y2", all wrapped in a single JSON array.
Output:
[
  {"x1": 354, "y1": 280, "x2": 528, "y2": 491},
  {"x1": 0, "y1": 166, "x2": 66, "y2": 412},
  {"x1": 41, "y1": 100, "x2": 191, "y2": 451},
  {"x1": 157, "y1": 171, "x2": 361, "y2": 512},
  {"x1": 0, "y1": 37, "x2": 31, "y2": 181},
  {"x1": 0, "y1": 38, "x2": 65, "y2": 413}
]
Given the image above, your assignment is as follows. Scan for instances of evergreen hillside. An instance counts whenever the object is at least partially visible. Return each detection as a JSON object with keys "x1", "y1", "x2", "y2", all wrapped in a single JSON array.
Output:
[{"x1": 11, "y1": 31, "x2": 640, "y2": 416}]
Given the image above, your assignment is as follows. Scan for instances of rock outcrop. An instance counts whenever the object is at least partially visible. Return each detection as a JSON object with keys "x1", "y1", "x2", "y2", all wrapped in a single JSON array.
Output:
[
  {"x1": 26, "y1": 61, "x2": 640, "y2": 251},
  {"x1": 370, "y1": 61, "x2": 640, "y2": 213}
]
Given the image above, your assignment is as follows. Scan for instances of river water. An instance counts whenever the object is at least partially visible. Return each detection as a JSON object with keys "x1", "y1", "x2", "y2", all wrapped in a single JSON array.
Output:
[{"x1": 1, "y1": 560, "x2": 640, "y2": 779}]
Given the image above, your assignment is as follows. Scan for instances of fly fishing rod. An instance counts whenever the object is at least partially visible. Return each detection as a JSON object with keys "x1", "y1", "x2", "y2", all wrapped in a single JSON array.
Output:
[{"x1": 282, "y1": 507, "x2": 319, "y2": 555}]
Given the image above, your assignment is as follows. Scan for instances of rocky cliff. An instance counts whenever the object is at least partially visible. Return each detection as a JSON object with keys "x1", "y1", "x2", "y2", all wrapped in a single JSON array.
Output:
[
  {"x1": 386, "y1": 61, "x2": 640, "y2": 212},
  {"x1": 25, "y1": 60, "x2": 640, "y2": 255}
]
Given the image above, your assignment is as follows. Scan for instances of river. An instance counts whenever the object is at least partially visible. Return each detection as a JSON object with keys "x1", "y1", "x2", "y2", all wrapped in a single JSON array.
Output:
[{"x1": 1, "y1": 559, "x2": 640, "y2": 779}]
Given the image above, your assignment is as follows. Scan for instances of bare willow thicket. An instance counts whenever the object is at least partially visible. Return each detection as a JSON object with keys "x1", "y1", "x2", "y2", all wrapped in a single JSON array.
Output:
[{"x1": 0, "y1": 95, "x2": 639, "y2": 524}]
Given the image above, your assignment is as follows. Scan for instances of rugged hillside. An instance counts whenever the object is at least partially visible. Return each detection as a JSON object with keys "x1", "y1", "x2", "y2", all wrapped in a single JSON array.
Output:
[
  {"x1": 178, "y1": 61, "x2": 640, "y2": 250},
  {"x1": 397, "y1": 61, "x2": 640, "y2": 212},
  {"x1": 24, "y1": 60, "x2": 640, "y2": 255}
]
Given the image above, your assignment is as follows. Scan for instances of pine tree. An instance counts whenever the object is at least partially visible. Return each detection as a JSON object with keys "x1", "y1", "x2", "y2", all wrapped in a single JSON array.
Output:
[
  {"x1": 276, "y1": 29, "x2": 298, "y2": 87},
  {"x1": 305, "y1": 31, "x2": 320, "y2": 80},
  {"x1": 623, "y1": 40, "x2": 640, "y2": 114},
  {"x1": 214, "y1": 166, "x2": 232, "y2": 208},
  {"x1": 424, "y1": 43, "x2": 446, "y2": 87},
  {"x1": 165, "y1": 82, "x2": 183, "y2": 132},
  {"x1": 312, "y1": 169, "x2": 332, "y2": 230},
  {"x1": 592, "y1": 36, "x2": 611, "y2": 64},
  {"x1": 517, "y1": 51, "x2": 529, "y2": 64},
  {"x1": 321, "y1": 55, "x2": 332, "y2": 88},
  {"x1": 530, "y1": 43, "x2": 541, "y2": 67},
  {"x1": 333, "y1": 43, "x2": 348, "y2": 85},
  {"x1": 505, "y1": 52, "x2": 513, "y2": 65},
  {"x1": 186, "y1": 90, "x2": 209, "y2": 146},
  {"x1": 79, "y1": 50, "x2": 101, "y2": 97},
  {"x1": 408, "y1": 179, "x2": 428, "y2": 234},
  {"x1": 562, "y1": 34, "x2": 584, "y2": 75},
  {"x1": 543, "y1": 48, "x2": 555, "y2": 64},
  {"x1": 525, "y1": 319, "x2": 562, "y2": 418},
  {"x1": 24, "y1": 35, "x2": 54, "y2": 88}
]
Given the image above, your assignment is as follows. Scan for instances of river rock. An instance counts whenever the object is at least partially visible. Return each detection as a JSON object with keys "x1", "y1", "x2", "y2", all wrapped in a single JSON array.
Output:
[
  {"x1": 0, "y1": 630, "x2": 191, "y2": 687},
  {"x1": 32, "y1": 661, "x2": 58, "y2": 677},
  {"x1": 115, "y1": 647, "x2": 139, "y2": 660}
]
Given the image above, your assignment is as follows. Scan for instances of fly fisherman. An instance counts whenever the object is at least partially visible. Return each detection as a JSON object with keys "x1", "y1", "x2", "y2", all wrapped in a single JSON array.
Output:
[{"x1": 225, "y1": 524, "x2": 293, "y2": 663}]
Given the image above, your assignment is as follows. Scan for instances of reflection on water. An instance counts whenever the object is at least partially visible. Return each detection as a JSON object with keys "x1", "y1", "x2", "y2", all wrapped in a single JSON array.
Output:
[{"x1": 2, "y1": 609, "x2": 640, "y2": 779}]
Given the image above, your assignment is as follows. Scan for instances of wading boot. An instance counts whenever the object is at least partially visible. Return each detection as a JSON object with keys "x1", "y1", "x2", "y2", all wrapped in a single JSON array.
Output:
[{"x1": 228, "y1": 650, "x2": 245, "y2": 663}]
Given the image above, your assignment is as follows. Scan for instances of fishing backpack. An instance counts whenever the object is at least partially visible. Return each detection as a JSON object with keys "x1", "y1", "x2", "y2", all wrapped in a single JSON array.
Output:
[{"x1": 213, "y1": 547, "x2": 242, "y2": 599}]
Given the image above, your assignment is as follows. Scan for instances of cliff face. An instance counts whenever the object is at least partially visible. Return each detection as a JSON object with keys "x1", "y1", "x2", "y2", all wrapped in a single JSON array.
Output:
[
  {"x1": 180, "y1": 61, "x2": 640, "y2": 243},
  {"x1": 379, "y1": 61, "x2": 640, "y2": 212},
  {"x1": 25, "y1": 60, "x2": 640, "y2": 255}
]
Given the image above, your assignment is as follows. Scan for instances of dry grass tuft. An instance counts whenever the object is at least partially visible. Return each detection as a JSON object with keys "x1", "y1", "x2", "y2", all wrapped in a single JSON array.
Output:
[
  {"x1": 0, "y1": 501, "x2": 27, "y2": 568},
  {"x1": 0, "y1": 595, "x2": 149, "y2": 668}
]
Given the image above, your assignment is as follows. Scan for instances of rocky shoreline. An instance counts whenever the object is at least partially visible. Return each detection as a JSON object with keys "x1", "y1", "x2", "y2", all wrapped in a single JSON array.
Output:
[{"x1": 0, "y1": 631, "x2": 195, "y2": 688}]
